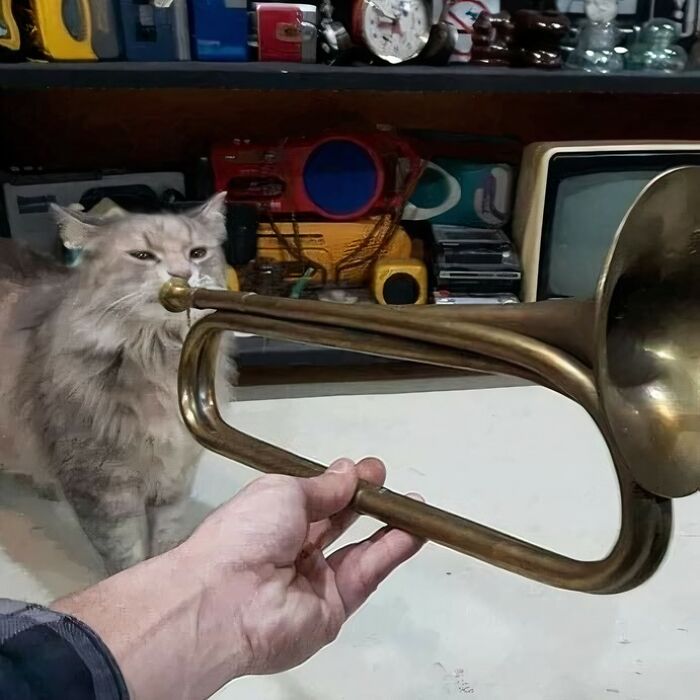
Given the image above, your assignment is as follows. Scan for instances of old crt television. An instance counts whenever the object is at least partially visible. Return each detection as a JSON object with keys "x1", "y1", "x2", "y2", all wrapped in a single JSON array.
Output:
[{"x1": 512, "y1": 141, "x2": 700, "y2": 302}]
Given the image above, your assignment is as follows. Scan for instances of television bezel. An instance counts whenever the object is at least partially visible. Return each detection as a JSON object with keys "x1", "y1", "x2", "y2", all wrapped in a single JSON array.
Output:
[{"x1": 513, "y1": 142, "x2": 700, "y2": 302}]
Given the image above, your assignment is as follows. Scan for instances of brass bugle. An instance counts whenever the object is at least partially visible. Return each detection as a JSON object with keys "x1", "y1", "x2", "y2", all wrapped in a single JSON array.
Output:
[{"x1": 160, "y1": 166, "x2": 700, "y2": 594}]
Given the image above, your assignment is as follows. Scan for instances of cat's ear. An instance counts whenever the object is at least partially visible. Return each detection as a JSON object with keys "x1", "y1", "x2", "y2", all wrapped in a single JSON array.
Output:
[
  {"x1": 50, "y1": 204, "x2": 101, "y2": 250},
  {"x1": 187, "y1": 191, "x2": 227, "y2": 228}
]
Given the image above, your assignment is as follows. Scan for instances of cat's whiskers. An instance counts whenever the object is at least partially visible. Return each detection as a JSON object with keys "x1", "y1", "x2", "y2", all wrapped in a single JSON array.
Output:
[{"x1": 99, "y1": 290, "x2": 145, "y2": 316}]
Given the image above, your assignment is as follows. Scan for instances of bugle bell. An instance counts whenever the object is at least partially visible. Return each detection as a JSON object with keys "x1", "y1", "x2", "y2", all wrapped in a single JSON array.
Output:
[{"x1": 160, "y1": 166, "x2": 700, "y2": 594}]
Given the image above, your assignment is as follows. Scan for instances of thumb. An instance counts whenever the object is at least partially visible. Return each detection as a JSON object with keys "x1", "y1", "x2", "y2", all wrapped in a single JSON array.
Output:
[{"x1": 300, "y1": 458, "x2": 359, "y2": 521}]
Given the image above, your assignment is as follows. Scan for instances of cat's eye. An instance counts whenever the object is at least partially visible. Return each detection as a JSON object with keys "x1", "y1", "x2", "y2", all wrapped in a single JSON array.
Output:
[
  {"x1": 189, "y1": 247, "x2": 207, "y2": 260},
  {"x1": 129, "y1": 250, "x2": 158, "y2": 262}
]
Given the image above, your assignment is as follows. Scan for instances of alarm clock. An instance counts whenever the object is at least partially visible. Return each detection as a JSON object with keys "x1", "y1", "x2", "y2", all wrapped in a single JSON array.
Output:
[
  {"x1": 0, "y1": 0, "x2": 20, "y2": 50},
  {"x1": 350, "y1": 0, "x2": 432, "y2": 64},
  {"x1": 372, "y1": 258, "x2": 429, "y2": 304}
]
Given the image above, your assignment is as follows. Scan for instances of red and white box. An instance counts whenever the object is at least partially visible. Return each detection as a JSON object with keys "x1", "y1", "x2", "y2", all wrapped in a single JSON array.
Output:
[{"x1": 255, "y1": 3, "x2": 318, "y2": 63}]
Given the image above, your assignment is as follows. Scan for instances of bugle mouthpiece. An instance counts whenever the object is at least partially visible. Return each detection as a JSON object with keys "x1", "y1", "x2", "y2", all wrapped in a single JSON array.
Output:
[{"x1": 159, "y1": 277, "x2": 195, "y2": 313}]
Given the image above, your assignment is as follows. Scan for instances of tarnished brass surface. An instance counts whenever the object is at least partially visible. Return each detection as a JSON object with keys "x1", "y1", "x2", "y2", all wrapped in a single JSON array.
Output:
[
  {"x1": 160, "y1": 167, "x2": 700, "y2": 593},
  {"x1": 595, "y1": 168, "x2": 700, "y2": 499}
]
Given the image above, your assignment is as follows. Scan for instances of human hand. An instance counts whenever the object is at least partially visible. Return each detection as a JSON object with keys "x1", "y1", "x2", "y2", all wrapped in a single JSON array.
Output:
[
  {"x1": 52, "y1": 458, "x2": 424, "y2": 700},
  {"x1": 181, "y1": 457, "x2": 425, "y2": 677}
]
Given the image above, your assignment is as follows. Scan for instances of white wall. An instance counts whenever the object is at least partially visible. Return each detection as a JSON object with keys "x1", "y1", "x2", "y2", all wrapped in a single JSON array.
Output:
[{"x1": 1, "y1": 384, "x2": 699, "y2": 699}]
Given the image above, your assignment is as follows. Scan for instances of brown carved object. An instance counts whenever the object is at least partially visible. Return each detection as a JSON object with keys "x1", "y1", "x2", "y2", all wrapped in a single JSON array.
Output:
[
  {"x1": 510, "y1": 8, "x2": 570, "y2": 69},
  {"x1": 471, "y1": 11, "x2": 515, "y2": 66}
]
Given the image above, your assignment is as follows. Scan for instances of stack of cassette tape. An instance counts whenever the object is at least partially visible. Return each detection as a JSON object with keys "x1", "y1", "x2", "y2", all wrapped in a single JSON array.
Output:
[{"x1": 430, "y1": 225, "x2": 521, "y2": 305}]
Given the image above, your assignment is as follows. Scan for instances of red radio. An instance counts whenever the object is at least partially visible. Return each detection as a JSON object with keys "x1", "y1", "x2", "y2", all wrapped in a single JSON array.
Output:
[{"x1": 210, "y1": 132, "x2": 423, "y2": 220}]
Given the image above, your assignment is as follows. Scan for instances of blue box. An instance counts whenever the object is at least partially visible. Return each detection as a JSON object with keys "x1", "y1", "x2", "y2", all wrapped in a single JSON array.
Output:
[
  {"x1": 189, "y1": 0, "x2": 248, "y2": 61},
  {"x1": 119, "y1": 0, "x2": 191, "y2": 60}
]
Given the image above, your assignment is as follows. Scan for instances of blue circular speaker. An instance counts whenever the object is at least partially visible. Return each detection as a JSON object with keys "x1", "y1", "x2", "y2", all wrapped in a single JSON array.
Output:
[{"x1": 302, "y1": 139, "x2": 380, "y2": 218}]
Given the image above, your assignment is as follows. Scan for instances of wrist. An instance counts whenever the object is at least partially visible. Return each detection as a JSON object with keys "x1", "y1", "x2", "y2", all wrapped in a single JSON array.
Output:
[
  {"x1": 171, "y1": 541, "x2": 258, "y2": 690},
  {"x1": 52, "y1": 544, "x2": 254, "y2": 700}
]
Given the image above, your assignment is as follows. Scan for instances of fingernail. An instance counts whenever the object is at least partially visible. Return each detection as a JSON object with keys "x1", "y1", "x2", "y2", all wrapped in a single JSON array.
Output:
[
  {"x1": 330, "y1": 458, "x2": 353, "y2": 473},
  {"x1": 360, "y1": 456, "x2": 381, "y2": 465}
]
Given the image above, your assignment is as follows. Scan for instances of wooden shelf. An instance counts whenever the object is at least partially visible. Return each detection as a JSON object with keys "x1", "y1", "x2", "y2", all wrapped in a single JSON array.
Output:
[
  {"x1": 2, "y1": 62, "x2": 700, "y2": 94},
  {"x1": 1, "y1": 61, "x2": 699, "y2": 386}
]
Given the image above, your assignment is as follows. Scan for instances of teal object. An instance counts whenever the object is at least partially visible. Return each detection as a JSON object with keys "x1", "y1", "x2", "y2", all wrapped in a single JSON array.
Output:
[
  {"x1": 406, "y1": 160, "x2": 513, "y2": 228},
  {"x1": 289, "y1": 267, "x2": 315, "y2": 299},
  {"x1": 625, "y1": 19, "x2": 687, "y2": 73}
]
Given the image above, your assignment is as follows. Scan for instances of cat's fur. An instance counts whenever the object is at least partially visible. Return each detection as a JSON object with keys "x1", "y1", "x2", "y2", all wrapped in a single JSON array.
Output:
[{"x1": 0, "y1": 193, "x2": 234, "y2": 574}]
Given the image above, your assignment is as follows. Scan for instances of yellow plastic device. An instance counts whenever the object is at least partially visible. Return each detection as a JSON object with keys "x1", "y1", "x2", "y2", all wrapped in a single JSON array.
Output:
[
  {"x1": 371, "y1": 257, "x2": 429, "y2": 305},
  {"x1": 23, "y1": 0, "x2": 97, "y2": 60}
]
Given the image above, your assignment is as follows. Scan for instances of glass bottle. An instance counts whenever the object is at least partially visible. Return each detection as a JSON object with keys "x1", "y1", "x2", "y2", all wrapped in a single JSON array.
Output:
[
  {"x1": 625, "y1": 18, "x2": 688, "y2": 72},
  {"x1": 566, "y1": 0, "x2": 624, "y2": 73}
]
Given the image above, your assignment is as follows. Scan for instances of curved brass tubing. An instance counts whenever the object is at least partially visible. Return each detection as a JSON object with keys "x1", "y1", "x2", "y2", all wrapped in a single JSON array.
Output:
[
  {"x1": 169, "y1": 299, "x2": 671, "y2": 595},
  {"x1": 160, "y1": 166, "x2": 700, "y2": 593}
]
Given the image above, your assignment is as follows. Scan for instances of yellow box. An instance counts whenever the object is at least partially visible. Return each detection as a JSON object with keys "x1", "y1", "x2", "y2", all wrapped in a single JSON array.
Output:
[{"x1": 256, "y1": 218, "x2": 413, "y2": 286}]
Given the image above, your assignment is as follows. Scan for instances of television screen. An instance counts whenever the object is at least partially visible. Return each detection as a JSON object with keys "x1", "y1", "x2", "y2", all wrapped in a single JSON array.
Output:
[
  {"x1": 536, "y1": 150, "x2": 700, "y2": 300},
  {"x1": 547, "y1": 170, "x2": 657, "y2": 299}
]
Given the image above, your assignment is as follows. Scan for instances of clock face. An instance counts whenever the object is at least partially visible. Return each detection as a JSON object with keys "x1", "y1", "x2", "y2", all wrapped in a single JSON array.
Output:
[{"x1": 358, "y1": 0, "x2": 431, "y2": 64}]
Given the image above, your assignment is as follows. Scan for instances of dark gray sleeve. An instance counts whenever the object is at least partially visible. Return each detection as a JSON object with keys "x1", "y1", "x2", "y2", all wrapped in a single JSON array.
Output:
[{"x1": 0, "y1": 598, "x2": 129, "y2": 699}]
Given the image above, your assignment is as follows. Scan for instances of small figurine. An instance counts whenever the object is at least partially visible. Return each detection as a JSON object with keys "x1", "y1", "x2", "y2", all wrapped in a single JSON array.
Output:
[
  {"x1": 419, "y1": 1, "x2": 459, "y2": 66},
  {"x1": 566, "y1": 0, "x2": 624, "y2": 73},
  {"x1": 317, "y1": 0, "x2": 353, "y2": 65},
  {"x1": 625, "y1": 18, "x2": 688, "y2": 72},
  {"x1": 444, "y1": 0, "x2": 501, "y2": 64},
  {"x1": 470, "y1": 11, "x2": 515, "y2": 66},
  {"x1": 510, "y1": 7, "x2": 570, "y2": 68}
]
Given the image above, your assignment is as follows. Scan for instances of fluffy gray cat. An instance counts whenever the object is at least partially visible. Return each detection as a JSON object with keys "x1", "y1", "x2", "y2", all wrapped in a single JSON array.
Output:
[{"x1": 0, "y1": 193, "x2": 234, "y2": 574}]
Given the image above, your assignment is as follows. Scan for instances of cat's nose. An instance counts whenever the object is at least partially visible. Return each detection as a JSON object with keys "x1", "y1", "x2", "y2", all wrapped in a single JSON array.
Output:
[{"x1": 167, "y1": 267, "x2": 190, "y2": 280}]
